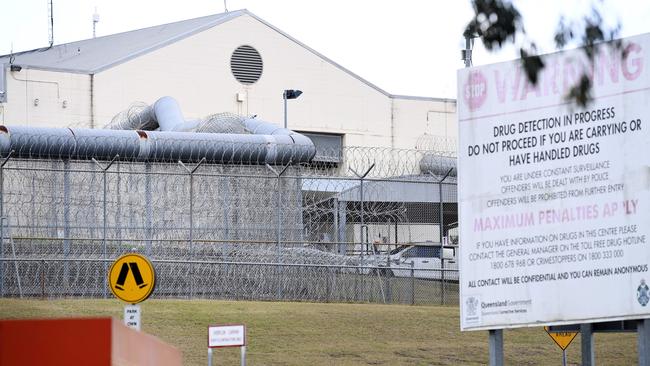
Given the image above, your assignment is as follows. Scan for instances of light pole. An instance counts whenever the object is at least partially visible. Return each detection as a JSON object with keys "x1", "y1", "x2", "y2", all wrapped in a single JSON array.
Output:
[{"x1": 283, "y1": 89, "x2": 303, "y2": 129}]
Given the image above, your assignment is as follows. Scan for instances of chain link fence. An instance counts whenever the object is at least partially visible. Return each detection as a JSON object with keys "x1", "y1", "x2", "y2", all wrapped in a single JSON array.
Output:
[{"x1": 0, "y1": 141, "x2": 458, "y2": 305}]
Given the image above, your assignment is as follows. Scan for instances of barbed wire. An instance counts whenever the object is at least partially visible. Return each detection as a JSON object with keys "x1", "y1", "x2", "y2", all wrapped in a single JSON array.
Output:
[
  {"x1": 104, "y1": 102, "x2": 158, "y2": 131},
  {"x1": 0, "y1": 136, "x2": 457, "y2": 178},
  {"x1": 0, "y1": 258, "x2": 459, "y2": 305}
]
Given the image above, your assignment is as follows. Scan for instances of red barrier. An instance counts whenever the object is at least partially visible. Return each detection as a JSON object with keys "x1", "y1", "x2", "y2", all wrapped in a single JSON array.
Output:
[{"x1": 0, "y1": 317, "x2": 182, "y2": 366}]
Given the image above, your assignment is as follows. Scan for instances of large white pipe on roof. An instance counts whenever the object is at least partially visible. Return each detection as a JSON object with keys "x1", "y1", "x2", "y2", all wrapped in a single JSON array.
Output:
[
  {"x1": 0, "y1": 125, "x2": 315, "y2": 164},
  {"x1": 419, "y1": 154, "x2": 457, "y2": 176},
  {"x1": 153, "y1": 96, "x2": 187, "y2": 131},
  {"x1": 0, "y1": 96, "x2": 317, "y2": 164}
]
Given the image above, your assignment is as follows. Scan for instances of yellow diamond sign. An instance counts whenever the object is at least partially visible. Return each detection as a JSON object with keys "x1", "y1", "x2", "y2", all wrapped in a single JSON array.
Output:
[
  {"x1": 108, "y1": 253, "x2": 156, "y2": 304},
  {"x1": 544, "y1": 327, "x2": 578, "y2": 350}
]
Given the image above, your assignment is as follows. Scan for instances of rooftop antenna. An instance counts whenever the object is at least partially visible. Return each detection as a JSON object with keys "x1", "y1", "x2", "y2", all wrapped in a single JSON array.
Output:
[
  {"x1": 223, "y1": 0, "x2": 228, "y2": 12},
  {"x1": 93, "y1": 7, "x2": 100, "y2": 38},
  {"x1": 9, "y1": 43, "x2": 14, "y2": 64},
  {"x1": 461, "y1": 27, "x2": 476, "y2": 68},
  {"x1": 47, "y1": 0, "x2": 54, "y2": 47}
]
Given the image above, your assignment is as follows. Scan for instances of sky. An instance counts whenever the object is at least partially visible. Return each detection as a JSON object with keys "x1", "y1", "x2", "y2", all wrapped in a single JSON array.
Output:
[{"x1": 1, "y1": 0, "x2": 650, "y2": 99}]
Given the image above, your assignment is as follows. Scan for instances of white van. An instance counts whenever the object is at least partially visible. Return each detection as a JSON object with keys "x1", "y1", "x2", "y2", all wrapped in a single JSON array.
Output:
[{"x1": 380, "y1": 242, "x2": 458, "y2": 280}]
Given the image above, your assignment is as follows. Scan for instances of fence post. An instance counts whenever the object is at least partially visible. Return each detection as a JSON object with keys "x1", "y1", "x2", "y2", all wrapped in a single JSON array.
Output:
[
  {"x1": 221, "y1": 167, "x2": 230, "y2": 243},
  {"x1": 325, "y1": 266, "x2": 330, "y2": 303},
  {"x1": 349, "y1": 164, "x2": 375, "y2": 261},
  {"x1": 354, "y1": 266, "x2": 359, "y2": 302},
  {"x1": 0, "y1": 150, "x2": 12, "y2": 297},
  {"x1": 265, "y1": 162, "x2": 292, "y2": 300},
  {"x1": 337, "y1": 199, "x2": 347, "y2": 255},
  {"x1": 436, "y1": 169, "x2": 453, "y2": 306},
  {"x1": 410, "y1": 261, "x2": 415, "y2": 306},
  {"x1": 145, "y1": 162, "x2": 152, "y2": 256},
  {"x1": 440, "y1": 266, "x2": 445, "y2": 305},
  {"x1": 333, "y1": 200, "x2": 339, "y2": 254},
  {"x1": 63, "y1": 160, "x2": 71, "y2": 295},
  {"x1": 116, "y1": 161, "x2": 122, "y2": 249},
  {"x1": 385, "y1": 270, "x2": 391, "y2": 304},
  {"x1": 41, "y1": 259, "x2": 45, "y2": 299},
  {"x1": 438, "y1": 170, "x2": 453, "y2": 246},
  {"x1": 179, "y1": 158, "x2": 206, "y2": 299},
  {"x1": 92, "y1": 155, "x2": 119, "y2": 299}
]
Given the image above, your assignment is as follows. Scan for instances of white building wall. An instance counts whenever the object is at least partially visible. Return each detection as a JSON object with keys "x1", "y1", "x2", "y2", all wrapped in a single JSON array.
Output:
[
  {"x1": 94, "y1": 14, "x2": 393, "y2": 147},
  {"x1": 391, "y1": 97, "x2": 457, "y2": 150},
  {"x1": 0, "y1": 14, "x2": 457, "y2": 151},
  {"x1": 1, "y1": 68, "x2": 91, "y2": 128}
]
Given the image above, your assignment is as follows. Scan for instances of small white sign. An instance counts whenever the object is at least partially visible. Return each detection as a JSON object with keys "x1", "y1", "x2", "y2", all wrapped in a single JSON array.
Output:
[
  {"x1": 124, "y1": 304, "x2": 141, "y2": 331},
  {"x1": 208, "y1": 324, "x2": 246, "y2": 348}
]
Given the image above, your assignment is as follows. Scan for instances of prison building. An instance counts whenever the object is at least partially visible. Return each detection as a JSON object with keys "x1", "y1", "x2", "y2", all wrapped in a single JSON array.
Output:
[
  {"x1": 0, "y1": 9, "x2": 456, "y2": 157},
  {"x1": 0, "y1": 10, "x2": 459, "y2": 303}
]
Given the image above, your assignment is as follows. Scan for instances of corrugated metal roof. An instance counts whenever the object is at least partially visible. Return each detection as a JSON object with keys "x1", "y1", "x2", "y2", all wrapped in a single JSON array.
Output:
[
  {"x1": 302, "y1": 176, "x2": 457, "y2": 203},
  {"x1": 0, "y1": 9, "x2": 449, "y2": 101},
  {"x1": 0, "y1": 10, "x2": 245, "y2": 74}
]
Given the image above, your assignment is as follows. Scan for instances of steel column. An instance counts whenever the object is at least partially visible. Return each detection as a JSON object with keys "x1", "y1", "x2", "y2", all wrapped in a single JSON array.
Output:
[
  {"x1": 581, "y1": 323, "x2": 594, "y2": 366},
  {"x1": 179, "y1": 158, "x2": 206, "y2": 299},
  {"x1": 266, "y1": 162, "x2": 292, "y2": 300},
  {"x1": 92, "y1": 155, "x2": 118, "y2": 299},
  {"x1": 639, "y1": 318, "x2": 650, "y2": 366},
  {"x1": 489, "y1": 329, "x2": 504, "y2": 366}
]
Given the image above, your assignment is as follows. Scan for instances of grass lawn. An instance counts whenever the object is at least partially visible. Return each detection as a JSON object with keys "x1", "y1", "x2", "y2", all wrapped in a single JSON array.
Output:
[{"x1": 0, "y1": 299, "x2": 637, "y2": 365}]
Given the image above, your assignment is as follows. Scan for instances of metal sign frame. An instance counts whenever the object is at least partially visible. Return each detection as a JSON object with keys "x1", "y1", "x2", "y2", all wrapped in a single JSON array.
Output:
[
  {"x1": 207, "y1": 324, "x2": 247, "y2": 366},
  {"x1": 458, "y1": 31, "x2": 650, "y2": 366}
]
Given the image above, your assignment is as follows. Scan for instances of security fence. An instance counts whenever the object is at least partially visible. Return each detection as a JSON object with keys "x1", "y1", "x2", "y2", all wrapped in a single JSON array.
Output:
[
  {"x1": 0, "y1": 142, "x2": 458, "y2": 305},
  {"x1": 0, "y1": 258, "x2": 458, "y2": 306}
]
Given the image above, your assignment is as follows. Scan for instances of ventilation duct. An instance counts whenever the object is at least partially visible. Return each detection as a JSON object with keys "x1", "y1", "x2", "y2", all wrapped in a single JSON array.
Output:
[
  {"x1": 105, "y1": 96, "x2": 193, "y2": 132},
  {"x1": 0, "y1": 126, "x2": 315, "y2": 164},
  {"x1": 190, "y1": 113, "x2": 250, "y2": 134},
  {"x1": 419, "y1": 154, "x2": 457, "y2": 177},
  {"x1": 105, "y1": 102, "x2": 156, "y2": 131},
  {"x1": 0, "y1": 97, "x2": 316, "y2": 164}
]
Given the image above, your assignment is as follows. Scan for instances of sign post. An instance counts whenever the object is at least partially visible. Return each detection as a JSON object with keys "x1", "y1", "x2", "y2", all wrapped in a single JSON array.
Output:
[
  {"x1": 108, "y1": 253, "x2": 156, "y2": 331},
  {"x1": 207, "y1": 324, "x2": 246, "y2": 366},
  {"x1": 545, "y1": 326, "x2": 578, "y2": 366}
]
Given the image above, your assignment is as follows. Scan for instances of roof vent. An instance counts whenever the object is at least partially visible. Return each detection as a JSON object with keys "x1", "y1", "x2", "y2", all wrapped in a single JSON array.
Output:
[{"x1": 230, "y1": 45, "x2": 263, "y2": 85}]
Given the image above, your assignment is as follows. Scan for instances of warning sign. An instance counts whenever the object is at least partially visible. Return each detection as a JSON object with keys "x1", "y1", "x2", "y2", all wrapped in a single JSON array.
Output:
[
  {"x1": 108, "y1": 253, "x2": 156, "y2": 304},
  {"x1": 545, "y1": 327, "x2": 578, "y2": 350}
]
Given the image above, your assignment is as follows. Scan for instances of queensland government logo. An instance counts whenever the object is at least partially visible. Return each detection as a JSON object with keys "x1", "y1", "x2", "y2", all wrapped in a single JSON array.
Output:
[
  {"x1": 466, "y1": 296, "x2": 479, "y2": 316},
  {"x1": 463, "y1": 296, "x2": 481, "y2": 325},
  {"x1": 638, "y1": 279, "x2": 649, "y2": 306}
]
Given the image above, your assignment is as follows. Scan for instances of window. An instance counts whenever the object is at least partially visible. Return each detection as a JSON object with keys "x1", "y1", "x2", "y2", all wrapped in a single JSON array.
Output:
[
  {"x1": 402, "y1": 247, "x2": 416, "y2": 259},
  {"x1": 416, "y1": 246, "x2": 441, "y2": 258},
  {"x1": 299, "y1": 132, "x2": 343, "y2": 164}
]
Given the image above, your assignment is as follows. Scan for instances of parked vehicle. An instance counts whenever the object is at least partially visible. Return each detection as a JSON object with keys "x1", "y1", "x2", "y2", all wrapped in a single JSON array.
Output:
[{"x1": 370, "y1": 242, "x2": 458, "y2": 280}]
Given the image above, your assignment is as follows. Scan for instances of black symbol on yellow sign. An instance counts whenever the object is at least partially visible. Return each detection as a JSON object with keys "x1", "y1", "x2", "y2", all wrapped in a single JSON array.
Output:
[
  {"x1": 114, "y1": 262, "x2": 148, "y2": 291},
  {"x1": 108, "y1": 253, "x2": 156, "y2": 304}
]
